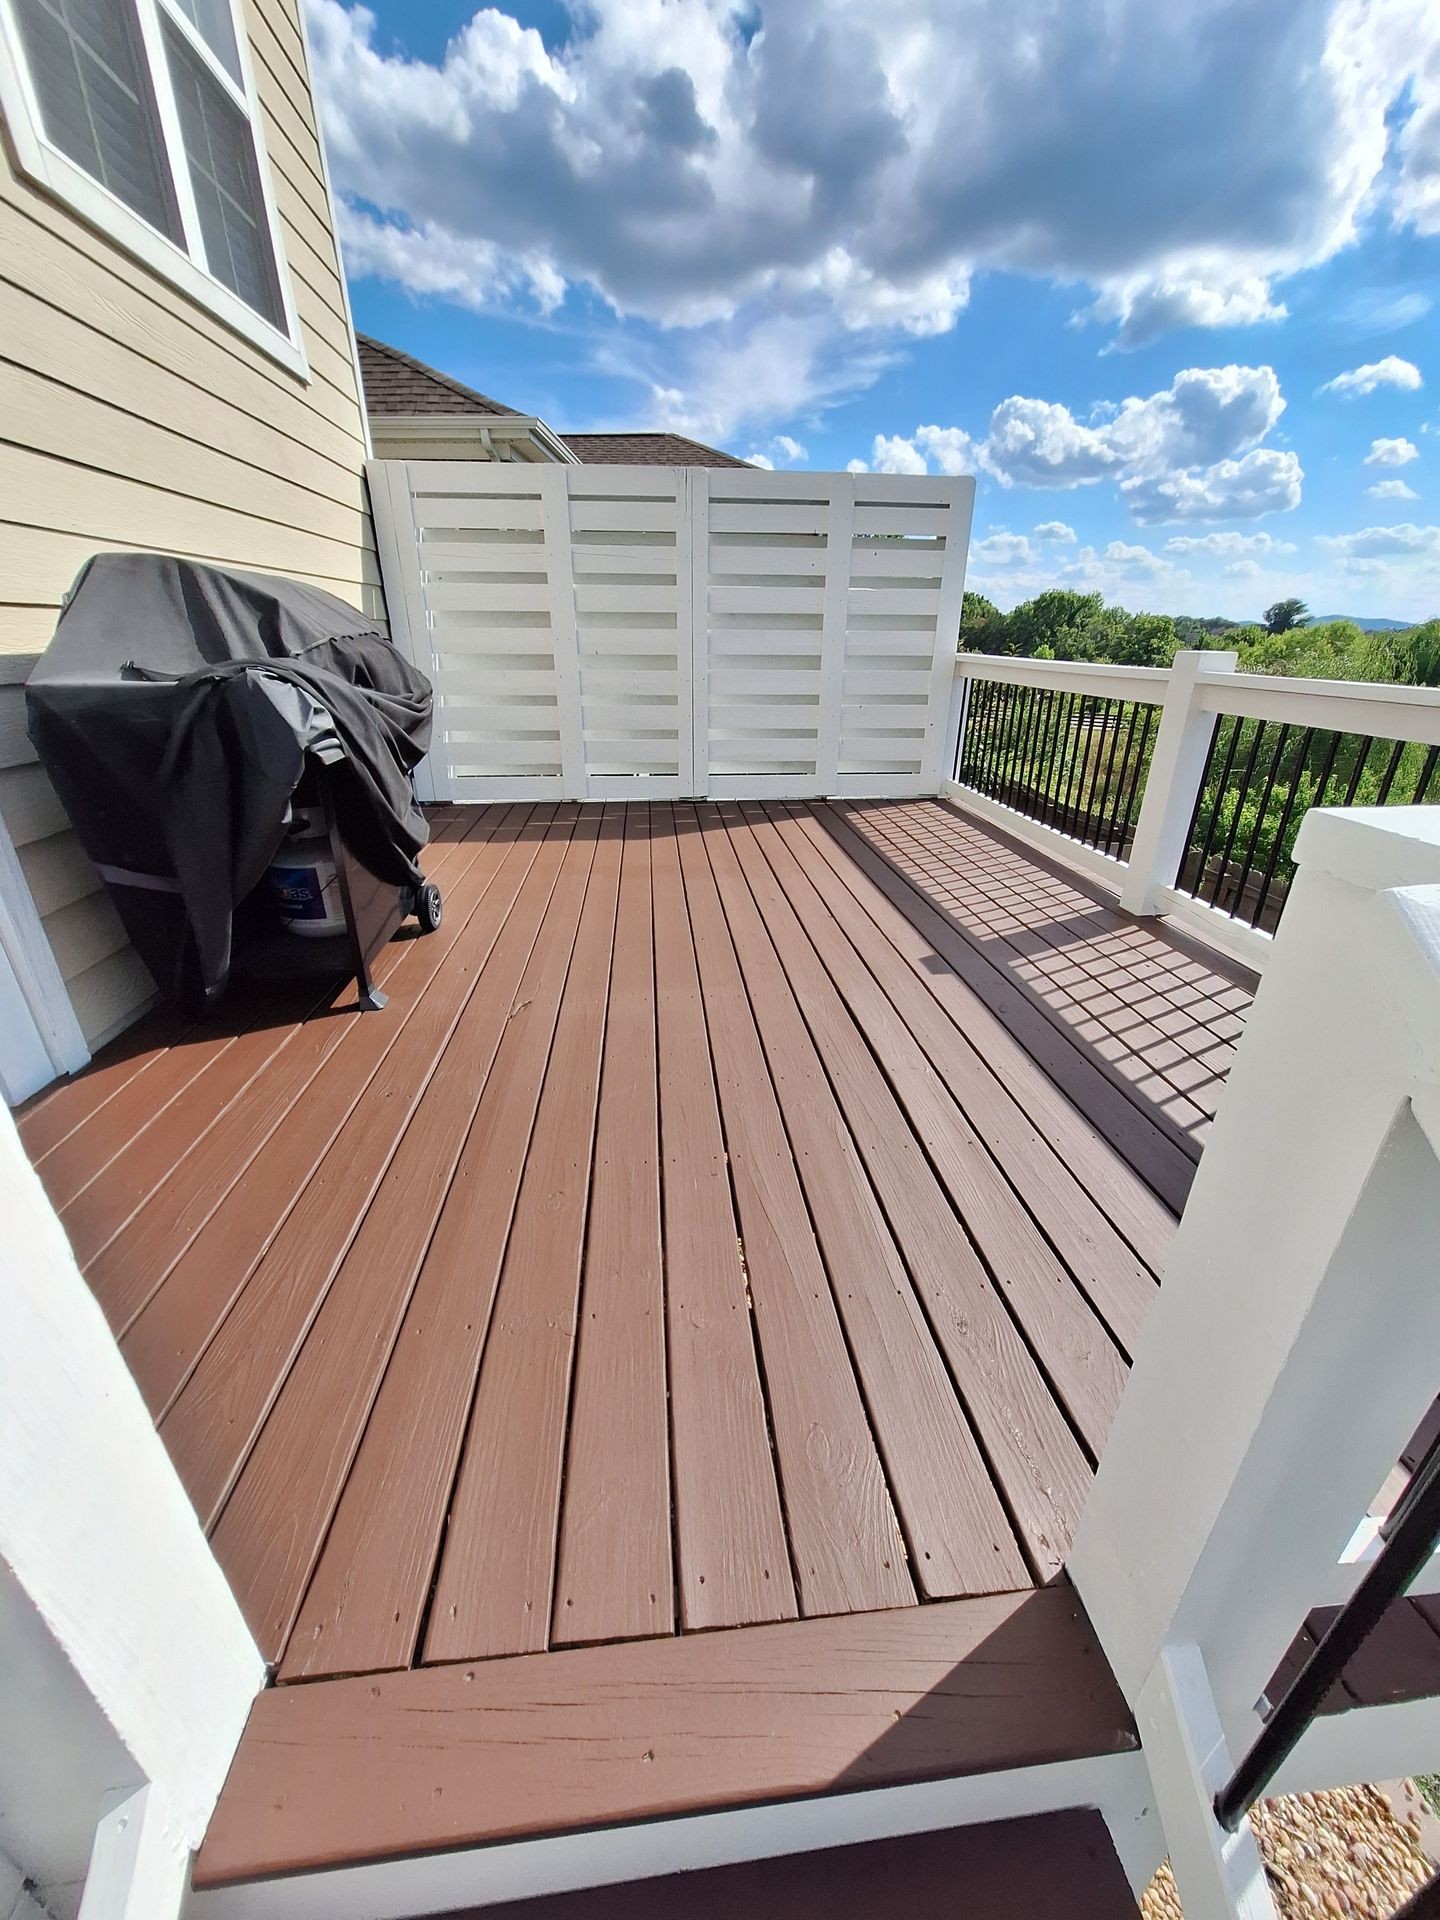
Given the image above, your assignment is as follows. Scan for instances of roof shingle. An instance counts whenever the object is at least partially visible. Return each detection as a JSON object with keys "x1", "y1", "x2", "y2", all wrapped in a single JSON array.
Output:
[
  {"x1": 357, "y1": 335, "x2": 519, "y2": 418},
  {"x1": 561, "y1": 431, "x2": 752, "y2": 468}
]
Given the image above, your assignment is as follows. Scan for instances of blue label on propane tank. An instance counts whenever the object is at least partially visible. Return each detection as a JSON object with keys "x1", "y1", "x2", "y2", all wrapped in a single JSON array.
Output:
[{"x1": 271, "y1": 865, "x2": 328, "y2": 918}]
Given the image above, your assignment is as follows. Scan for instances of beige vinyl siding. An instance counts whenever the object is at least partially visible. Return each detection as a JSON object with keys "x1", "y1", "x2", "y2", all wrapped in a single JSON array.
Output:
[{"x1": 0, "y1": 0, "x2": 375, "y2": 1054}]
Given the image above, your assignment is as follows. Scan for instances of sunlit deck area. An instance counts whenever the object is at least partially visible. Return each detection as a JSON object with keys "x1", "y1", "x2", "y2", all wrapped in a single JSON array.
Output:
[{"x1": 17, "y1": 795, "x2": 1257, "y2": 1890}]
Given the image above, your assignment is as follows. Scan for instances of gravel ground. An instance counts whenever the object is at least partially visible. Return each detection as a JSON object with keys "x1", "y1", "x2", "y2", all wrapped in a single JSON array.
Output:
[{"x1": 1142, "y1": 1783, "x2": 1434, "y2": 1918}]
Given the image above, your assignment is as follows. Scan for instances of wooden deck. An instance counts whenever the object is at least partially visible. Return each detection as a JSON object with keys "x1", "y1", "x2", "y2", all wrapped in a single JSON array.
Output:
[{"x1": 19, "y1": 796, "x2": 1256, "y2": 1883}]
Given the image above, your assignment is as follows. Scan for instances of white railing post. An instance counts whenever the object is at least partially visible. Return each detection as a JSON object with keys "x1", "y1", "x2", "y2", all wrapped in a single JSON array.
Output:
[
  {"x1": 1118, "y1": 649, "x2": 1236, "y2": 915},
  {"x1": 940, "y1": 656, "x2": 972, "y2": 793},
  {"x1": 1070, "y1": 806, "x2": 1440, "y2": 1912}
]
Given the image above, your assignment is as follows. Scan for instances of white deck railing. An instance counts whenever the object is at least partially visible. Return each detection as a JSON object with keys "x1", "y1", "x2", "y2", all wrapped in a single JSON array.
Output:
[{"x1": 949, "y1": 650, "x2": 1440, "y2": 970}]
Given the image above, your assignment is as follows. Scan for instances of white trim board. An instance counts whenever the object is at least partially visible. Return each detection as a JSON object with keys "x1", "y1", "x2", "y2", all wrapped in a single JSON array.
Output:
[{"x1": 187, "y1": 1750, "x2": 1157, "y2": 1919}]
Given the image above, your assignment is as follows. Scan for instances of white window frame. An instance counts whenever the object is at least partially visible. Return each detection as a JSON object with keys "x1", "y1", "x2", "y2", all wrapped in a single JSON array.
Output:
[{"x1": 0, "y1": 0, "x2": 309, "y2": 379}]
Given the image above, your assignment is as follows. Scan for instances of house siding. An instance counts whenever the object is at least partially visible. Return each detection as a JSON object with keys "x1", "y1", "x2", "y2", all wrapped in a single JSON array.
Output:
[{"x1": 0, "y1": 0, "x2": 376, "y2": 1053}]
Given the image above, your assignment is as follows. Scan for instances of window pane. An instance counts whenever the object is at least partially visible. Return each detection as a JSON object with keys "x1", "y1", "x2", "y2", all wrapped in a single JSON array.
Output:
[
  {"x1": 162, "y1": 21, "x2": 284, "y2": 328},
  {"x1": 13, "y1": 0, "x2": 182, "y2": 241},
  {"x1": 170, "y1": 0, "x2": 241, "y2": 84}
]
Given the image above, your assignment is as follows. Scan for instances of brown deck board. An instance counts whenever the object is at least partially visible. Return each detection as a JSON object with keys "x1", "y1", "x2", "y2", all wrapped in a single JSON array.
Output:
[
  {"x1": 423, "y1": 811, "x2": 621, "y2": 1663},
  {"x1": 650, "y1": 805, "x2": 797, "y2": 1632},
  {"x1": 283, "y1": 815, "x2": 604, "y2": 1680},
  {"x1": 84, "y1": 820, "x2": 486, "y2": 1330},
  {"x1": 158, "y1": 810, "x2": 569, "y2": 1527},
  {"x1": 754, "y1": 805, "x2": 1161, "y2": 1352},
  {"x1": 435, "y1": 1811, "x2": 1139, "y2": 1920},
  {"x1": 114, "y1": 810, "x2": 531, "y2": 1387},
  {"x1": 673, "y1": 804, "x2": 914, "y2": 1619},
  {"x1": 551, "y1": 807, "x2": 674, "y2": 1648},
  {"x1": 699, "y1": 808, "x2": 1028, "y2": 1597},
  {"x1": 214, "y1": 812, "x2": 595, "y2": 1660},
  {"x1": 194, "y1": 1584, "x2": 1137, "y2": 1886}
]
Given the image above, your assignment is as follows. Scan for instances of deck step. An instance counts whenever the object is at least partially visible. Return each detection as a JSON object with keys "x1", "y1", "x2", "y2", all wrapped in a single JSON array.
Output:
[
  {"x1": 194, "y1": 1588, "x2": 1137, "y2": 1888},
  {"x1": 434, "y1": 1812, "x2": 1140, "y2": 1918}
]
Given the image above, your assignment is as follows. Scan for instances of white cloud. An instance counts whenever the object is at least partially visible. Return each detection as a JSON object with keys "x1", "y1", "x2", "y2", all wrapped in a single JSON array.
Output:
[
  {"x1": 870, "y1": 432, "x2": 929, "y2": 475},
  {"x1": 1365, "y1": 436, "x2": 1420, "y2": 465},
  {"x1": 1316, "y1": 523, "x2": 1440, "y2": 568},
  {"x1": 1226, "y1": 559, "x2": 1263, "y2": 577},
  {"x1": 307, "y1": 0, "x2": 1440, "y2": 433},
  {"x1": 974, "y1": 532, "x2": 1035, "y2": 565},
  {"x1": 774, "y1": 434, "x2": 807, "y2": 463},
  {"x1": 746, "y1": 452, "x2": 775, "y2": 468},
  {"x1": 914, "y1": 425, "x2": 978, "y2": 475},
  {"x1": 1318, "y1": 354, "x2": 1423, "y2": 397},
  {"x1": 1102, "y1": 540, "x2": 1171, "y2": 574},
  {"x1": 744, "y1": 433, "x2": 808, "y2": 468},
  {"x1": 1163, "y1": 530, "x2": 1298, "y2": 556},
  {"x1": 1121, "y1": 449, "x2": 1304, "y2": 524},
  {"x1": 1033, "y1": 521, "x2": 1077, "y2": 543},
  {"x1": 1367, "y1": 478, "x2": 1419, "y2": 499},
  {"x1": 845, "y1": 457, "x2": 869, "y2": 473}
]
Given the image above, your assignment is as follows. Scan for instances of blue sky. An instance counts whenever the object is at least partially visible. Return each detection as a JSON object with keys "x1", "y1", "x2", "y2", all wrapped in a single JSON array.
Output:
[{"x1": 308, "y1": 0, "x2": 1440, "y2": 621}]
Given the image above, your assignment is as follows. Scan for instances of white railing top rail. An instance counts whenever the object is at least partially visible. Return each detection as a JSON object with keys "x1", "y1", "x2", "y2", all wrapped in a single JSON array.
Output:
[{"x1": 957, "y1": 652, "x2": 1171, "y2": 699}]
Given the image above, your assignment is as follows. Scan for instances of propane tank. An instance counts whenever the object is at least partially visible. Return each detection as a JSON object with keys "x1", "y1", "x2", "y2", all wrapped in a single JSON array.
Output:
[{"x1": 267, "y1": 811, "x2": 346, "y2": 937}]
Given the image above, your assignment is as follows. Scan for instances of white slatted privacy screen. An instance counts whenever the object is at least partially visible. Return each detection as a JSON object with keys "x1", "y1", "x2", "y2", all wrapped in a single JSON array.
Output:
[{"x1": 369, "y1": 462, "x2": 974, "y2": 802}]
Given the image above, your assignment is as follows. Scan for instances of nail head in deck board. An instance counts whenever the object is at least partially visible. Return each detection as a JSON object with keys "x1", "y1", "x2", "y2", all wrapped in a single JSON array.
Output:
[
  {"x1": 551, "y1": 806, "x2": 674, "y2": 1648},
  {"x1": 698, "y1": 808, "x2": 1029, "y2": 1597},
  {"x1": 673, "y1": 803, "x2": 915, "y2": 1619},
  {"x1": 650, "y1": 806, "x2": 797, "y2": 1631},
  {"x1": 84, "y1": 822, "x2": 491, "y2": 1329},
  {"x1": 215, "y1": 815, "x2": 601, "y2": 1662},
  {"x1": 422, "y1": 814, "x2": 624, "y2": 1665},
  {"x1": 197, "y1": 1585, "x2": 1136, "y2": 1885},
  {"x1": 158, "y1": 813, "x2": 574, "y2": 1531},
  {"x1": 422, "y1": 1810, "x2": 1141, "y2": 1920},
  {"x1": 118, "y1": 810, "x2": 543, "y2": 1403},
  {"x1": 802, "y1": 803, "x2": 1195, "y2": 1218},
  {"x1": 283, "y1": 816, "x2": 612, "y2": 1680},
  {"x1": 719, "y1": 810, "x2": 1092, "y2": 1576},
  {"x1": 752, "y1": 804, "x2": 1161, "y2": 1354},
  {"x1": 728, "y1": 811, "x2": 1130, "y2": 1458}
]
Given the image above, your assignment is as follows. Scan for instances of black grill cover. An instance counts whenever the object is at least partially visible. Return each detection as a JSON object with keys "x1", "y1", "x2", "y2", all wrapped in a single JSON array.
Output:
[{"x1": 26, "y1": 553, "x2": 432, "y2": 1006}]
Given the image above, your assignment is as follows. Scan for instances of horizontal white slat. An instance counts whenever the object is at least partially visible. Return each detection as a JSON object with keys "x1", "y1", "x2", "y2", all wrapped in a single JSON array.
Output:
[
  {"x1": 570, "y1": 549, "x2": 679, "y2": 577},
  {"x1": 418, "y1": 540, "x2": 546, "y2": 568},
  {"x1": 849, "y1": 546, "x2": 946, "y2": 578},
  {"x1": 580, "y1": 738, "x2": 679, "y2": 766},
  {"x1": 578, "y1": 669, "x2": 680, "y2": 698},
  {"x1": 831, "y1": 772, "x2": 936, "y2": 798},
  {"x1": 580, "y1": 701, "x2": 681, "y2": 730},
  {"x1": 845, "y1": 632, "x2": 942, "y2": 658},
  {"x1": 414, "y1": 495, "x2": 545, "y2": 532},
  {"x1": 842, "y1": 714, "x2": 926, "y2": 735},
  {"x1": 851, "y1": 504, "x2": 952, "y2": 537},
  {"x1": 449, "y1": 774, "x2": 566, "y2": 801},
  {"x1": 843, "y1": 669, "x2": 933, "y2": 697},
  {"x1": 710, "y1": 585, "x2": 826, "y2": 615},
  {"x1": 573, "y1": 583, "x2": 678, "y2": 615},
  {"x1": 708, "y1": 545, "x2": 828, "y2": 577},
  {"x1": 438, "y1": 668, "x2": 558, "y2": 696},
  {"x1": 568, "y1": 499, "x2": 679, "y2": 532},
  {"x1": 847, "y1": 587, "x2": 940, "y2": 619},
  {"x1": 425, "y1": 581, "x2": 552, "y2": 613},
  {"x1": 708, "y1": 472, "x2": 835, "y2": 503},
  {"x1": 578, "y1": 634, "x2": 681, "y2": 659},
  {"x1": 708, "y1": 703, "x2": 821, "y2": 730},
  {"x1": 839, "y1": 753, "x2": 925, "y2": 772},
  {"x1": 708, "y1": 503, "x2": 828, "y2": 536},
  {"x1": 707, "y1": 735, "x2": 820, "y2": 762},
  {"x1": 439, "y1": 737, "x2": 564, "y2": 766},
  {"x1": 409, "y1": 462, "x2": 549, "y2": 493},
  {"x1": 567, "y1": 468, "x2": 682, "y2": 497},
  {"x1": 708, "y1": 627, "x2": 823, "y2": 653},
  {"x1": 709, "y1": 668, "x2": 821, "y2": 697},
  {"x1": 704, "y1": 773, "x2": 825, "y2": 797},
  {"x1": 585, "y1": 774, "x2": 684, "y2": 798}
]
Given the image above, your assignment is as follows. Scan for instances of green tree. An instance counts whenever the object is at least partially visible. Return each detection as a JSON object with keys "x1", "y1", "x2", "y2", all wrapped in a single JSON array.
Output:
[
  {"x1": 958, "y1": 590, "x2": 1005, "y2": 651},
  {"x1": 1112, "y1": 612, "x2": 1180, "y2": 667},
  {"x1": 1003, "y1": 590, "x2": 1106, "y2": 658},
  {"x1": 1263, "y1": 597, "x2": 1310, "y2": 635}
]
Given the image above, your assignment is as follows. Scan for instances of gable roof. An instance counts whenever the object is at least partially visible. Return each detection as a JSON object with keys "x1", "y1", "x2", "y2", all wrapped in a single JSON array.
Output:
[
  {"x1": 356, "y1": 334, "x2": 519, "y2": 418},
  {"x1": 561, "y1": 431, "x2": 752, "y2": 469}
]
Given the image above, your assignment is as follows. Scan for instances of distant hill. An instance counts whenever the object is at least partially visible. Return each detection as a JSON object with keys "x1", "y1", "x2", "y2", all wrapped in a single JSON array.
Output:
[{"x1": 1309, "y1": 615, "x2": 1414, "y2": 632}]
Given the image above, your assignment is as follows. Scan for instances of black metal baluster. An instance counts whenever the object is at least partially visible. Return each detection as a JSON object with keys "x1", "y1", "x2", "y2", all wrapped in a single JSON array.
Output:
[
  {"x1": 1414, "y1": 744, "x2": 1439, "y2": 806},
  {"x1": 1041, "y1": 689, "x2": 1069, "y2": 827},
  {"x1": 1017, "y1": 682, "x2": 1046, "y2": 816},
  {"x1": 1229, "y1": 723, "x2": 1291, "y2": 928},
  {"x1": 1117, "y1": 703, "x2": 1158, "y2": 859},
  {"x1": 1209, "y1": 718, "x2": 1267, "y2": 912},
  {"x1": 1094, "y1": 698, "x2": 1129, "y2": 852},
  {"x1": 1107, "y1": 701, "x2": 1143, "y2": 857},
  {"x1": 1078, "y1": 696, "x2": 1104, "y2": 844},
  {"x1": 1183, "y1": 713, "x2": 1241, "y2": 898},
  {"x1": 1340, "y1": 735, "x2": 1377, "y2": 808},
  {"x1": 1374, "y1": 736, "x2": 1408, "y2": 806},
  {"x1": 1250, "y1": 726, "x2": 1316, "y2": 933}
]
